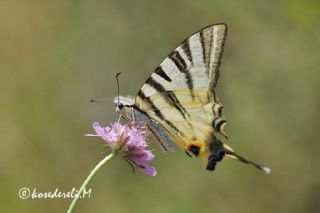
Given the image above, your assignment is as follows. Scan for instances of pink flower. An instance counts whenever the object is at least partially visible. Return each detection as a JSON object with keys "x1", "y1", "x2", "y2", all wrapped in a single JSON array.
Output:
[{"x1": 86, "y1": 121, "x2": 156, "y2": 176}]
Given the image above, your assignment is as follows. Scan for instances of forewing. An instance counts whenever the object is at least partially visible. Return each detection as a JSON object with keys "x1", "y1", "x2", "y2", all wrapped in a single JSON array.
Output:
[
  {"x1": 139, "y1": 23, "x2": 227, "y2": 98},
  {"x1": 134, "y1": 23, "x2": 228, "y2": 142}
]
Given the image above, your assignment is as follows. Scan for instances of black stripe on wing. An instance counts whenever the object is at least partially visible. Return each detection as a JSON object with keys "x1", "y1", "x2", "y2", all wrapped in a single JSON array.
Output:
[
  {"x1": 209, "y1": 24, "x2": 228, "y2": 91},
  {"x1": 181, "y1": 40, "x2": 193, "y2": 64},
  {"x1": 147, "y1": 124, "x2": 170, "y2": 153},
  {"x1": 168, "y1": 50, "x2": 195, "y2": 99},
  {"x1": 146, "y1": 77, "x2": 189, "y2": 119},
  {"x1": 167, "y1": 92, "x2": 189, "y2": 118},
  {"x1": 169, "y1": 50, "x2": 187, "y2": 71},
  {"x1": 199, "y1": 30, "x2": 207, "y2": 70},
  {"x1": 147, "y1": 77, "x2": 166, "y2": 93},
  {"x1": 212, "y1": 117, "x2": 227, "y2": 138},
  {"x1": 155, "y1": 66, "x2": 172, "y2": 82},
  {"x1": 213, "y1": 103, "x2": 224, "y2": 117},
  {"x1": 137, "y1": 90, "x2": 182, "y2": 134}
]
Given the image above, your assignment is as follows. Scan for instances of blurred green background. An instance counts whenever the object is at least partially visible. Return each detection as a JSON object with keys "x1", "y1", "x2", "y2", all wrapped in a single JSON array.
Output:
[{"x1": 1, "y1": 0, "x2": 320, "y2": 212}]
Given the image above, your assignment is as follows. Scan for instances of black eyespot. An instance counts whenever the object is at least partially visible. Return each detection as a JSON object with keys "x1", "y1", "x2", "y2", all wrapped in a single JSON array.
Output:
[{"x1": 189, "y1": 145, "x2": 200, "y2": 157}]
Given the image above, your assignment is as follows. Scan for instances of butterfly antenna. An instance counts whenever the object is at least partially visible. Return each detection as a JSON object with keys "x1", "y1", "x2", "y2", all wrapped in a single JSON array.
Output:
[
  {"x1": 115, "y1": 72, "x2": 123, "y2": 122},
  {"x1": 116, "y1": 72, "x2": 122, "y2": 105},
  {"x1": 89, "y1": 99, "x2": 113, "y2": 103}
]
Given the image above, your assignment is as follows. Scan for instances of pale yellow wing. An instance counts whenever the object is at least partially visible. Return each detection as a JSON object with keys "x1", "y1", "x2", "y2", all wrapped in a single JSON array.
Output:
[
  {"x1": 127, "y1": 24, "x2": 270, "y2": 173},
  {"x1": 136, "y1": 89, "x2": 229, "y2": 166}
]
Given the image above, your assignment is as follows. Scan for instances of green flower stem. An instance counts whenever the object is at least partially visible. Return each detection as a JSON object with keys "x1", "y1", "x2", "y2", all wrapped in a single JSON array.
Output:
[{"x1": 67, "y1": 151, "x2": 116, "y2": 213}]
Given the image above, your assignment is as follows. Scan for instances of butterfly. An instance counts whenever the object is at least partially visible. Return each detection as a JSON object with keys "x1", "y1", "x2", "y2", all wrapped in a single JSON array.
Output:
[{"x1": 115, "y1": 23, "x2": 270, "y2": 174}]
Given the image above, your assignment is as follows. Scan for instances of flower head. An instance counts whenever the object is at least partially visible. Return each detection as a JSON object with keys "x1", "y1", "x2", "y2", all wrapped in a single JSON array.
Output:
[{"x1": 86, "y1": 121, "x2": 156, "y2": 176}]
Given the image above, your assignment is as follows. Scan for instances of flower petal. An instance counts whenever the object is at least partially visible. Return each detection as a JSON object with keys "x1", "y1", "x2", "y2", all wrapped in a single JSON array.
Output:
[
  {"x1": 130, "y1": 149, "x2": 154, "y2": 162},
  {"x1": 92, "y1": 122, "x2": 107, "y2": 139},
  {"x1": 140, "y1": 164, "x2": 157, "y2": 176},
  {"x1": 92, "y1": 122, "x2": 115, "y2": 147}
]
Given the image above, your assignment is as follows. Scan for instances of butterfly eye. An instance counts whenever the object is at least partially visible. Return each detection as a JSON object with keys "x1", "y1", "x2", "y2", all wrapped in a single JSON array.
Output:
[{"x1": 115, "y1": 103, "x2": 124, "y2": 113}]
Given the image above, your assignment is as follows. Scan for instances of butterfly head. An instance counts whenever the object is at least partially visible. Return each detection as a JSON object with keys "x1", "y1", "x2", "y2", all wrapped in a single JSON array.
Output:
[{"x1": 114, "y1": 96, "x2": 135, "y2": 120}]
